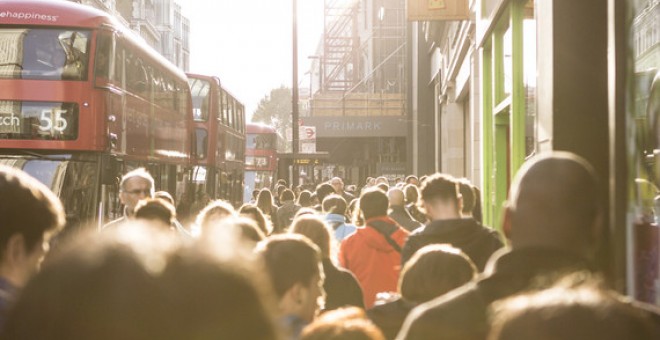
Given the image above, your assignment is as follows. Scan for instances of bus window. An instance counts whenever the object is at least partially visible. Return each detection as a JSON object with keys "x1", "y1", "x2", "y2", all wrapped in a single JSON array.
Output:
[
  {"x1": 94, "y1": 32, "x2": 112, "y2": 83},
  {"x1": 0, "y1": 28, "x2": 90, "y2": 80},
  {"x1": 195, "y1": 128, "x2": 208, "y2": 159}
]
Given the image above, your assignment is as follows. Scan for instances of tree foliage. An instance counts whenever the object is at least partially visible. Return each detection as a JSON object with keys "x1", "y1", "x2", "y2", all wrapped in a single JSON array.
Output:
[{"x1": 251, "y1": 86, "x2": 292, "y2": 139}]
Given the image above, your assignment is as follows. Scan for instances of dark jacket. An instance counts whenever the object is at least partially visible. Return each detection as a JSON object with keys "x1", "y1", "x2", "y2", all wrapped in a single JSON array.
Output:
[
  {"x1": 276, "y1": 200, "x2": 300, "y2": 230},
  {"x1": 322, "y1": 258, "x2": 364, "y2": 311},
  {"x1": 368, "y1": 298, "x2": 416, "y2": 340},
  {"x1": 401, "y1": 218, "x2": 503, "y2": 271},
  {"x1": 0, "y1": 277, "x2": 17, "y2": 330},
  {"x1": 389, "y1": 206, "x2": 423, "y2": 232},
  {"x1": 396, "y1": 248, "x2": 596, "y2": 340}
]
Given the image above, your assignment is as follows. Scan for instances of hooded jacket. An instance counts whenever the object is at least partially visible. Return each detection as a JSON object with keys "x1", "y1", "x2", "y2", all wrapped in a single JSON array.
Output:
[
  {"x1": 338, "y1": 216, "x2": 409, "y2": 308},
  {"x1": 401, "y1": 218, "x2": 503, "y2": 271}
]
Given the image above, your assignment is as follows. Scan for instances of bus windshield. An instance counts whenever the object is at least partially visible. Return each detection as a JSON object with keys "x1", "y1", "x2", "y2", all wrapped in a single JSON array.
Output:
[{"x1": 0, "y1": 28, "x2": 90, "y2": 81}]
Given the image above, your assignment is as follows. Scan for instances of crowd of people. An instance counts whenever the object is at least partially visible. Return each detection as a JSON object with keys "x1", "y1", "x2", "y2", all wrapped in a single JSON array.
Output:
[{"x1": 0, "y1": 151, "x2": 659, "y2": 339}]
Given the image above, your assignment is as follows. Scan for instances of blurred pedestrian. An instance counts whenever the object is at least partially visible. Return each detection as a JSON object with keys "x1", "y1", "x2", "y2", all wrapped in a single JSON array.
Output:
[
  {"x1": 0, "y1": 166, "x2": 65, "y2": 330},
  {"x1": 338, "y1": 189, "x2": 408, "y2": 308}
]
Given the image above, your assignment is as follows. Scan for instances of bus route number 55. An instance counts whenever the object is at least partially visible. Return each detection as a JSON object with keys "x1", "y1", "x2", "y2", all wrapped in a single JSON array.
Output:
[{"x1": 39, "y1": 110, "x2": 68, "y2": 132}]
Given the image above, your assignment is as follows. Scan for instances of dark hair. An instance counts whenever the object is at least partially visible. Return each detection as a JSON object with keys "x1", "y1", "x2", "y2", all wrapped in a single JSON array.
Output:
[
  {"x1": 376, "y1": 183, "x2": 389, "y2": 192},
  {"x1": 404, "y1": 175, "x2": 418, "y2": 184},
  {"x1": 322, "y1": 194, "x2": 347, "y2": 215},
  {"x1": 280, "y1": 189, "x2": 295, "y2": 202},
  {"x1": 316, "y1": 183, "x2": 335, "y2": 203},
  {"x1": 232, "y1": 217, "x2": 266, "y2": 244},
  {"x1": 134, "y1": 198, "x2": 176, "y2": 227},
  {"x1": 290, "y1": 216, "x2": 332, "y2": 258},
  {"x1": 457, "y1": 179, "x2": 475, "y2": 215},
  {"x1": 489, "y1": 274, "x2": 656, "y2": 340},
  {"x1": 359, "y1": 189, "x2": 389, "y2": 220},
  {"x1": 399, "y1": 244, "x2": 476, "y2": 303},
  {"x1": 297, "y1": 190, "x2": 313, "y2": 207},
  {"x1": 196, "y1": 200, "x2": 235, "y2": 231},
  {"x1": 1, "y1": 228, "x2": 163, "y2": 339},
  {"x1": 256, "y1": 234, "x2": 321, "y2": 298},
  {"x1": 161, "y1": 242, "x2": 280, "y2": 340},
  {"x1": 301, "y1": 307, "x2": 385, "y2": 340},
  {"x1": 403, "y1": 184, "x2": 419, "y2": 205},
  {"x1": 348, "y1": 199, "x2": 363, "y2": 226},
  {"x1": 256, "y1": 189, "x2": 275, "y2": 215},
  {"x1": 238, "y1": 204, "x2": 271, "y2": 236},
  {"x1": 419, "y1": 173, "x2": 459, "y2": 207},
  {"x1": 0, "y1": 166, "x2": 65, "y2": 257},
  {"x1": 154, "y1": 191, "x2": 175, "y2": 205}
]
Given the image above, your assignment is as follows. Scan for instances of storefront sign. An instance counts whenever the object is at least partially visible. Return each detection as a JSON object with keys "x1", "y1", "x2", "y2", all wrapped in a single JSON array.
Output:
[{"x1": 301, "y1": 116, "x2": 407, "y2": 138}]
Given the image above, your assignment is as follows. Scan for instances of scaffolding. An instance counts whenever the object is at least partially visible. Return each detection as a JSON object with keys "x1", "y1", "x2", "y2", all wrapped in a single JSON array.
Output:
[{"x1": 315, "y1": 0, "x2": 407, "y2": 116}]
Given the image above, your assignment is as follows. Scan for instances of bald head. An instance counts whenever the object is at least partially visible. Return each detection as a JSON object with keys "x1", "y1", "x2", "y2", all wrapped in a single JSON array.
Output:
[
  {"x1": 388, "y1": 188, "x2": 405, "y2": 207},
  {"x1": 506, "y1": 152, "x2": 600, "y2": 257}
]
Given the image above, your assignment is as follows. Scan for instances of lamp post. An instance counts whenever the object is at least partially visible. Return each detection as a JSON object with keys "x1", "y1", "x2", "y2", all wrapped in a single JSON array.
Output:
[{"x1": 292, "y1": 0, "x2": 299, "y2": 187}]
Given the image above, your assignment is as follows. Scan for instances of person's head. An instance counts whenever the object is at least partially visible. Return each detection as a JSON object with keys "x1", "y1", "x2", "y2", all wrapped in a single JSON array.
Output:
[
  {"x1": 231, "y1": 216, "x2": 266, "y2": 245},
  {"x1": 161, "y1": 237, "x2": 280, "y2": 340},
  {"x1": 297, "y1": 190, "x2": 313, "y2": 207},
  {"x1": 195, "y1": 199, "x2": 236, "y2": 234},
  {"x1": 290, "y1": 215, "x2": 333, "y2": 259},
  {"x1": 387, "y1": 188, "x2": 406, "y2": 208},
  {"x1": 119, "y1": 168, "x2": 155, "y2": 215},
  {"x1": 0, "y1": 226, "x2": 174, "y2": 339},
  {"x1": 365, "y1": 177, "x2": 375, "y2": 187},
  {"x1": 154, "y1": 191, "x2": 175, "y2": 206},
  {"x1": 134, "y1": 198, "x2": 176, "y2": 230},
  {"x1": 276, "y1": 184, "x2": 286, "y2": 198},
  {"x1": 315, "y1": 183, "x2": 335, "y2": 204},
  {"x1": 405, "y1": 175, "x2": 419, "y2": 187},
  {"x1": 238, "y1": 204, "x2": 271, "y2": 236},
  {"x1": 376, "y1": 183, "x2": 389, "y2": 192},
  {"x1": 251, "y1": 189, "x2": 259, "y2": 201},
  {"x1": 359, "y1": 189, "x2": 389, "y2": 221},
  {"x1": 403, "y1": 184, "x2": 420, "y2": 205},
  {"x1": 0, "y1": 166, "x2": 65, "y2": 287},
  {"x1": 399, "y1": 244, "x2": 476, "y2": 304},
  {"x1": 277, "y1": 179, "x2": 287, "y2": 187},
  {"x1": 301, "y1": 307, "x2": 385, "y2": 340},
  {"x1": 348, "y1": 199, "x2": 363, "y2": 226},
  {"x1": 503, "y1": 152, "x2": 601, "y2": 259},
  {"x1": 488, "y1": 274, "x2": 656, "y2": 340},
  {"x1": 419, "y1": 173, "x2": 461, "y2": 221},
  {"x1": 322, "y1": 194, "x2": 347, "y2": 216},
  {"x1": 375, "y1": 176, "x2": 389, "y2": 185},
  {"x1": 294, "y1": 207, "x2": 318, "y2": 220},
  {"x1": 280, "y1": 189, "x2": 295, "y2": 203},
  {"x1": 256, "y1": 189, "x2": 275, "y2": 215},
  {"x1": 256, "y1": 234, "x2": 324, "y2": 322},
  {"x1": 329, "y1": 177, "x2": 345, "y2": 194},
  {"x1": 456, "y1": 178, "x2": 475, "y2": 217}
]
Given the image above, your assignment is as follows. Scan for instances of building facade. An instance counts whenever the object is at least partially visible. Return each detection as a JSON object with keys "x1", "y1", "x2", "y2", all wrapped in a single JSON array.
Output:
[
  {"x1": 411, "y1": 0, "x2": 660, "y2": 307},
  {"x1": 302, "y1": 0, "x2": 409, "y2": 185},
  {"x1": 70, "y1": 0, "x2": 190, "y2": 71}
]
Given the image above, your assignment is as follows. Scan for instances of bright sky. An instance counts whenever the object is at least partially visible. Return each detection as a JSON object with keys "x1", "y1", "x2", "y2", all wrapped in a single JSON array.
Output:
[{"x1": 179, "y1": 0, "x2": 325, "y2": 120}]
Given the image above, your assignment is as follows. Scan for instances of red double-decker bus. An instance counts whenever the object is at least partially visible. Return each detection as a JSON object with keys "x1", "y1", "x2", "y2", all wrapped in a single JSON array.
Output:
[
  {"x1": 187, "y1": 74, "x2": 245, "y2": 208},
  {"x1": 244, "y1": 123, "x2": 278, "y2": 203},
  {"x1": 0, "y1": 0, "x2": 193, "y2": 229}
]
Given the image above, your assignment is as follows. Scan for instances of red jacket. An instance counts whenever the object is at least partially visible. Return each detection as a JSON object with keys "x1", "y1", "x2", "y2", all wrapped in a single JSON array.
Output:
[{"x1": 338, "y1": 216, "x2": 409, "y2": 308}]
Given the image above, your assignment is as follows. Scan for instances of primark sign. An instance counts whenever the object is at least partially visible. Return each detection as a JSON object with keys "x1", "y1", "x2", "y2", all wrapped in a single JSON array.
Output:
[{"x1": 301, "y1": 116, "x2": 408, "y2": 138}]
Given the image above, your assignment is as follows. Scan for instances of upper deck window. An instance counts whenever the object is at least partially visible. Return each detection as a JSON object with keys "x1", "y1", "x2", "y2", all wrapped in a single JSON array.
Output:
[
  {"x1": 189, "y1": 78, "x2": 210, "y2": 122},
  {"x1": 0, "y1": 28, "x2": 90, "y2": 81},
  {"x1": 246, "y1": 133, "x2": 275, "y2": 150}
]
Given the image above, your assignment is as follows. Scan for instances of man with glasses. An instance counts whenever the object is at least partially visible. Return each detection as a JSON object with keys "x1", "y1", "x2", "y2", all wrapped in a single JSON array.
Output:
[{"x1": 103, "y1": 168, "x2": 155, "y2": 231}]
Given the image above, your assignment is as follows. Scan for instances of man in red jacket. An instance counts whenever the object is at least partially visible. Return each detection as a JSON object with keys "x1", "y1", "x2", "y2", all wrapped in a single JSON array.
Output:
[{"x1": 338, "y1": 188, "x2": 409, "y2": 308}]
